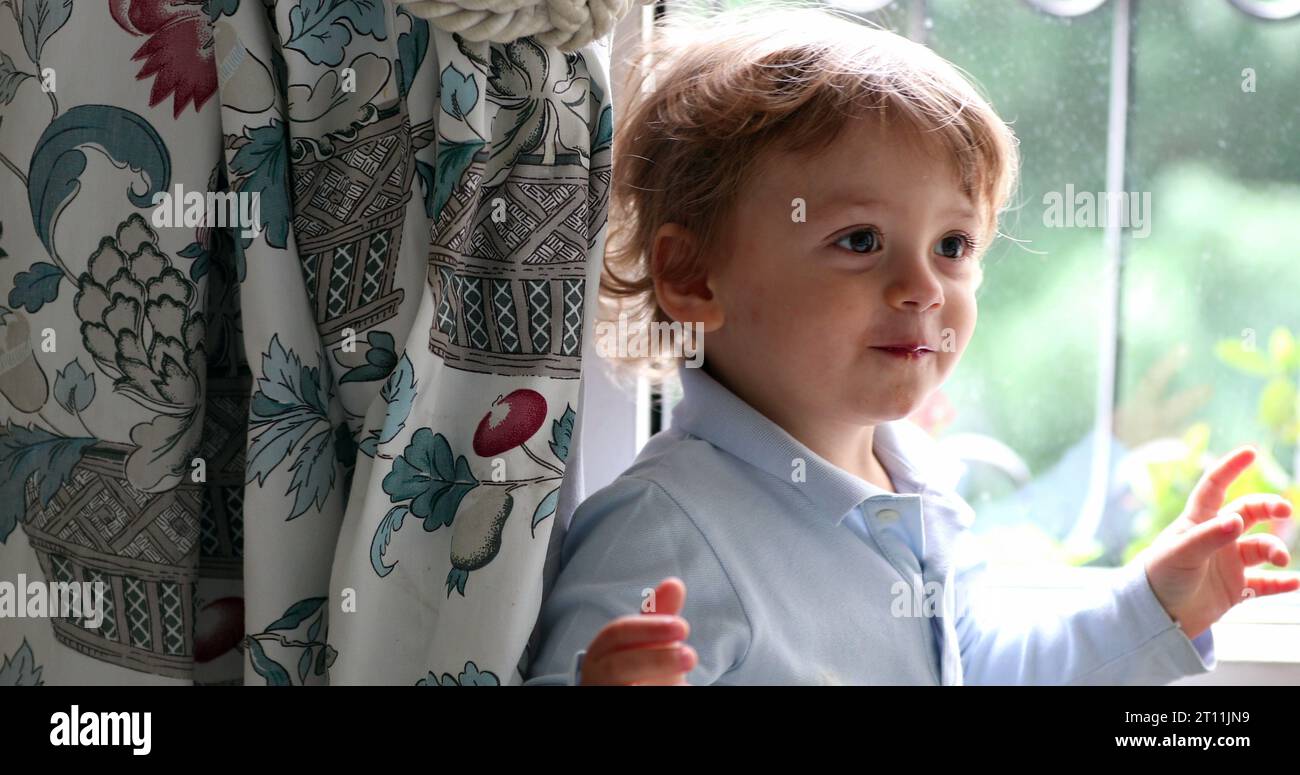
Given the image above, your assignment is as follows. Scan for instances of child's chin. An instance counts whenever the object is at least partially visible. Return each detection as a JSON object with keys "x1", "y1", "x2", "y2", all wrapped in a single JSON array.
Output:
[{"x1": 857, "y1": 397, "x2": 925, "y2": 424}]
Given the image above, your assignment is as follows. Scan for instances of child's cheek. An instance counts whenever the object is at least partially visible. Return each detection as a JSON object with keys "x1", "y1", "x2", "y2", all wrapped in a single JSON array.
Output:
[{"x1": 727, "y1": 282, "x2": 763, "y2": 329}]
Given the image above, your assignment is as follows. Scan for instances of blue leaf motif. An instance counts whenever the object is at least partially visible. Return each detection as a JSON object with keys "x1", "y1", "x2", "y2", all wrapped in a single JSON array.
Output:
[
  {"x1": 228, "y1": 119, "x2": 290, "y2": 249},
  {"x1": 446, "y1": 567, "x2": 468, "y2": 597},
  {"x1": 439, "y1": 64, "x2": 478, "y2": 120},
  {"x1": 382, "y1": 428, "x2": 478, "y2": 531},
  {"x1": 459, "y1": 660, "x2": 500, "y2": 686},
  {"x1": 531, "y1": 487, "x2": 559, "y2": 534},
  {"x1": 246, "y1": 408, "x2": 319, "y2": 485},
  {"x1": 0, "y1": 639, "x2": 43, "y2": 686},
  {"x1": 376, "y1": 353, "x2": 415, "y2": 445},
  {"x1": 0, "y1": 52, "x2": 34, "y2": 105},
  {"x1": 414, "y1": 159, "x2": 436, "y2": 219},
  {"x1": 298, "y1": 647, "x2": 313, "y2": 683},
  {"x1": 28, "y1": 105, "x2": 170, "y2": 259},
  {"x1": 0, "y1": 423, "x2": 95, "y2": 543},
  {"x1": 265, "y1": 597, "x2": 326, "y2": 632},
  {"x1": 432, "y1": 139, "x2": 484, "y2": 222},
  {"x1": 255, "y1": 335, "x2": 307, "y2": 409},
  {"x1": 286, "y1": 425, "x2": 336, "y2": 519},
  {"x1": 208, "y1": 0, "x2": 240, "y2": 21},
  {"x1": 314, "y1": 644, "x2": 333, "y2": 675},
  {"x1": 592, "y1": 104, "x2": 613, "y2": 151},
  {"x1": 53, "y1": 359, "x2": 95, "y2": 414},
  {"x1": 369, "y1": 505, "x2": 408, "y2": 577},
  {"x1": 338, "y1": 330, "x2": 398, "y2": 384},
  {"x1": 246, "y1": 335, "x2": 339, "y2": 519},
  {"x1": 286, "y1": 0, "x2": 389, "y2": 67},
  {"x1": 356, "y1": 348, "x2": 413, "y2": 458},
  {"x1": 549, "y1": 405, "x2": 575, "y2": 463},
  {"x1": 7, "y1": 262, "x2": 61, "y2": 313},
  {"x1": 247, "y1": 639, "x2": 291, "y2": 686},
  {"x1": 21, "y1": 0, "x2": 73, "y2": 65},
  {"x1": 396, "y1": 9, "x2": 428, "y2": 97}
]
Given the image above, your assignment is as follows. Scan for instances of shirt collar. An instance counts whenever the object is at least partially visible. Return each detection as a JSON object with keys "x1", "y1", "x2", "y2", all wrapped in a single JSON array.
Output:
[{"x1": 670, "y1": 364, "x2": 968, "y2": 527}]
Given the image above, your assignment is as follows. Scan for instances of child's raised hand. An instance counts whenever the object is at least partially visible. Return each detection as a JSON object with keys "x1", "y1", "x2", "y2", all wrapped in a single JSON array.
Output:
[
  {"x1": 1140, "y1": 446, "x2": 1299, "y2": 640},
  {"x1": 578, "y1": 577, "x2": 697, "y2": 685}
]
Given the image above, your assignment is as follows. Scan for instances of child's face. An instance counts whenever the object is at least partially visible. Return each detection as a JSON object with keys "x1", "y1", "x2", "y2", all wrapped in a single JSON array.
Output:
[{"x1": 701, "y1": 118, "x2": 982, "y2": 432}]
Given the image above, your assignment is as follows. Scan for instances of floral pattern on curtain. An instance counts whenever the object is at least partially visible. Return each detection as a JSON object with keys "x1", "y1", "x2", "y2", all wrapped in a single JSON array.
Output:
[{"x1": 0, "y1": 0, "x2": 611, "y2": 685}]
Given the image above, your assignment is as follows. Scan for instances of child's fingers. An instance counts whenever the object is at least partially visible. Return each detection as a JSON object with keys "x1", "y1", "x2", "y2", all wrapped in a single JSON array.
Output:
[
  {"x1": 1221, "y1": 493, "x2": 1293, "y2": 530},
  {"x1": 1185, "y1": 446, "x2": 1256, "y2": 523},
  {"x1": 648, "y1": 576, "x2": 687, "y2": 616},
  {"x1": 587, "y1": 614, "x2": 688, "y2": 662},
  {"x1": 587, "y1": 643, "x2": 696, "y2": 686},
  {"x1": 1169, "y1": 511, "x2": 1243, "y2": 566},
  {"x1": 1238, "y1": 534, "x2": 1291, "y2": 568},
  {"x1": 1242, "y1": 571, "x2": 1300, "y2": 599}
]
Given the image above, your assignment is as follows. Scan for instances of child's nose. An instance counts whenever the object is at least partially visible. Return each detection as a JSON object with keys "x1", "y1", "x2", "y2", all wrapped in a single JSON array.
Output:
[{"x1": 884, "y1": 253, "x2": 945, "y2": 311}]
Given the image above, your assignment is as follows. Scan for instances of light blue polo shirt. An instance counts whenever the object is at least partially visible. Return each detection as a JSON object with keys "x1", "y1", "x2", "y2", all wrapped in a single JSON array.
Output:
[{"x1": 524, "y1": 364, "x2": 1216, "y2": 685}]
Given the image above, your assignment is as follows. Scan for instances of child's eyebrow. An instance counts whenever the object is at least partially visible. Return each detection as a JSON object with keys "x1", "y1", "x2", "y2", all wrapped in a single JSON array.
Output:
[
  {"x1": 817, "y1": 194, "x2": 979, "y2": 222},
  {"x1": 938, "y1": 204, "x2": 979, "y2": 221}
]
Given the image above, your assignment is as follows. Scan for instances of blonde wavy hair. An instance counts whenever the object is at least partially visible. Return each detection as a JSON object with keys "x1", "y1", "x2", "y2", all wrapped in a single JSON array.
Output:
[{"x1": 597, "y1": 4, "x2": 1020, "y2": 380}]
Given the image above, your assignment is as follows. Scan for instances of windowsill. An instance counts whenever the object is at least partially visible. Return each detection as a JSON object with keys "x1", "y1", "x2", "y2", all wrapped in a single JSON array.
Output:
[{"x1": 979, "y1": 564, "x2": 1300, "y2": 666}]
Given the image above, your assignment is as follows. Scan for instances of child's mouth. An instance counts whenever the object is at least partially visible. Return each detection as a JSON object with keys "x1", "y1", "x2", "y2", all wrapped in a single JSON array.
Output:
[{"x1": 871, "y1": 345, "x2": 934, "y2": 360}]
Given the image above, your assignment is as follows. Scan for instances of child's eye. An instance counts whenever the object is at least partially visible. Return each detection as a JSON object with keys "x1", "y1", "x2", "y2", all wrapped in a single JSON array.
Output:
[
  {"x1": 835, "y1": 227, "x2": 883, "y2": 254},
  {"x1": 934, "y1": 233, "x2": 975, "y2": 261}
]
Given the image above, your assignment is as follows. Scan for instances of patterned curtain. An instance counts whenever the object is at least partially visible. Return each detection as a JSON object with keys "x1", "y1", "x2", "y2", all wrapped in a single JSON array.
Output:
[{"x1": 0, "y1": 0, "x2": 612, "y2": 685}]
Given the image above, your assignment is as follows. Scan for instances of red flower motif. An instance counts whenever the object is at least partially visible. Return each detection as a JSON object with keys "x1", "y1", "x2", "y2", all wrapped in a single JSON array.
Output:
[
  {"x1": 111, "y1": 0, "x2": 216, "y2": 118},
  {"x1": 473, "y1": 390, "x2": 548, "y2": 457},
  {"x1": 194, "y1": 597, "x2": 244, "y2": 663}
]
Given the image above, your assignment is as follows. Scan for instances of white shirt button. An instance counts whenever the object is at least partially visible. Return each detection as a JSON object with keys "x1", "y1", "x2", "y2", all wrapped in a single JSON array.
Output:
[{"x1": 875, "y1": 508, "x2": 900, "y2": 522}]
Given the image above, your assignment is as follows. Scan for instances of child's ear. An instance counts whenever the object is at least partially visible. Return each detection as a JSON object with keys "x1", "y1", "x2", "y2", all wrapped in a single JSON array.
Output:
[{"x1": 650, "y1": 223, "x2": 725, "y2": 333}]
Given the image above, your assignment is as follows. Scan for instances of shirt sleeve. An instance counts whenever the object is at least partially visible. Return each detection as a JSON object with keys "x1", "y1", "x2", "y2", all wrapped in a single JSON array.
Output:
[
  {"x1": 522, "y1": 475, "x2": 752, "y2": 685},
  {"x1": 955, "y1": 537, "x2": 1216, "y2": 685}
]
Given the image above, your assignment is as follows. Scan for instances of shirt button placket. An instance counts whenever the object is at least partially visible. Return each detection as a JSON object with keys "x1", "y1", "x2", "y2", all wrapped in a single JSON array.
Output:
[{"x1": 862, "y1": 501, "x2": 943, "y2": 685}]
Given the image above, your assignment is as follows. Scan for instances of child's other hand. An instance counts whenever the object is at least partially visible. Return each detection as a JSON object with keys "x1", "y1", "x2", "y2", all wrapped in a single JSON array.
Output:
[
  {"x1": 578, "y1": 577, "x2": 697, "y2": 685},
  {"x1": 1141, "y1": 446, "x2": 1299, "y2": 640}
]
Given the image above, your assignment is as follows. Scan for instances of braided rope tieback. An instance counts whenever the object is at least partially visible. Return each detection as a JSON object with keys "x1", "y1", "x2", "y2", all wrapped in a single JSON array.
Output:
[{"x1": 394, "y1": 0, "x2": 649, "y2": 51}]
